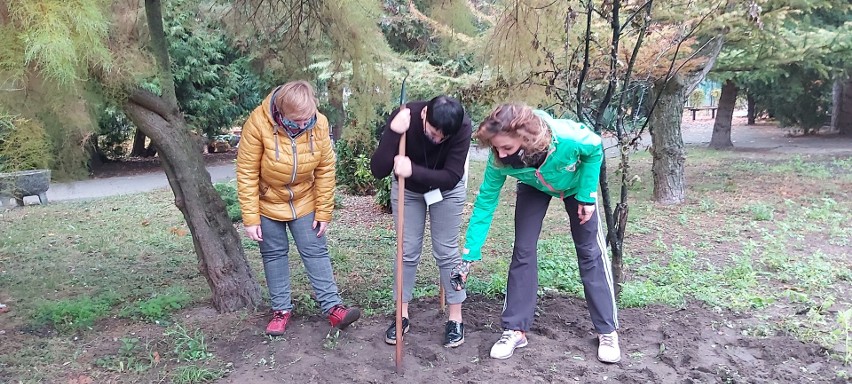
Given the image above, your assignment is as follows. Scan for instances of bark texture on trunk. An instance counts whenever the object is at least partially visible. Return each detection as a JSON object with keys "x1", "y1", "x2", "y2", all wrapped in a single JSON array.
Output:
[
  {"x1": 328, "y1": 79, "x2": 346, "y2": 142},
  {"x1": 747, "y1": 92, "x2": 756, "y2": 125},
  {"x1": 124, "y1": 89, "x2": 262, "y2": 312},
  {"x1": 833, "y1": 78, "x2": 852, "y2": 135},
  {"x1": 144, "y1": 0, "x2": 179, "y2": 110},
  {"x1": 649, "y1": 75, "x2": 687, "y2": 205},
  {"x1": 709, "y1": 79, "x2": 737, "y2": 149}
]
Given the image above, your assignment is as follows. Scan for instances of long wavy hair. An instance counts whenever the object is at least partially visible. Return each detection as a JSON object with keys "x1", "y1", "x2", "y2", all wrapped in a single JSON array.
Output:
[{"x1": 474, "y1": 103, "x2": 551, "y2": 161}]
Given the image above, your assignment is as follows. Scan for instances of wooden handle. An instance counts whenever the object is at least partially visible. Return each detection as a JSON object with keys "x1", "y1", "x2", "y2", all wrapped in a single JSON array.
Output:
[
  {"x1": 439, "y1": 285, "x2": 446, "y2": 313},
  {"x1": 395, "y1": 132, "x2": 406, "y2": 374}
]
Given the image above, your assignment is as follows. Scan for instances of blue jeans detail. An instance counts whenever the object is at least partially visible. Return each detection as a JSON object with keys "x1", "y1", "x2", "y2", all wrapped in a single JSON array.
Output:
[{"x1": 259, "y1": 213, "x2": 342, "y2": 314}]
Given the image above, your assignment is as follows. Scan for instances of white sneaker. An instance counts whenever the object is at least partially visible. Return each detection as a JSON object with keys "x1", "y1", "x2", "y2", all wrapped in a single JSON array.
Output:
[
  {"x1": 597, "y1": 331, "x2": 621, "y2": 363},
  {"x1": 490, "y1": 330, "x2": 528, "y2": 359}
]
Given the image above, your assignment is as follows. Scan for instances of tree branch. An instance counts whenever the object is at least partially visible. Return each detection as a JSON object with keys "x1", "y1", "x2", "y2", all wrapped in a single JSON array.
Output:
[
  {"x1": 128, "y1": 88, "x2": 174, "y2": 122},
  {"x1": 144, "y1": 0, "x2": 179, "y2": 111},
  {"x1": 576, "y1": 0, "x2": 593, "y2": 120},
  {"x1": 619, "y1": 0, "x2": 652, "y2": 32},
  {"x1": 592, "y1": 0, "x2": 622, "y2": 131}
]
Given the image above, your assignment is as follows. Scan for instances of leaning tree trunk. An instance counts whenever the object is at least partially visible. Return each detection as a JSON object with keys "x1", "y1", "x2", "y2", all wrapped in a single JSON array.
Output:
[
  {"x1": 833, "y1": 78, "x2": 852, "y2": 135},
  {"x1": 124, "y1": 90, "x2": 262, "y2": 312},
  {"x1": 709, "y1": 79, "x2": 737, "y2": 149},
  {"x1": 128, "y1": 0, "x2": 261, "y2": 312},
  {"x1": 649, "y1": 75, "x2": 687, "y2": 205}
]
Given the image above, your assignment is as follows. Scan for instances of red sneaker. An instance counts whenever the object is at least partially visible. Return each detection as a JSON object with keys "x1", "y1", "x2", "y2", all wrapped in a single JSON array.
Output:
[
  {"x1": 328, "y1": 304, "x2": 360, "y2": 329},
  {"x1": 266, "y1": 310, "x2": 290, "y2": 336}
]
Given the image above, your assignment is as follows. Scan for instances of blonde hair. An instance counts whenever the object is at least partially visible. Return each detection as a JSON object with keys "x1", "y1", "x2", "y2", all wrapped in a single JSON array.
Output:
[
  {"x1": 274, "y1": 80, "x2": 318, "y2": 121},
  {"x1": 474, "y1": 103, "x2": 551, "y2": 156}
]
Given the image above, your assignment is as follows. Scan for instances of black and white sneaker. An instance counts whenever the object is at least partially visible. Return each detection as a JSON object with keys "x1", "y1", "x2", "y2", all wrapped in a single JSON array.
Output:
[
  {"x1": 384, "y1": 317, "x2": 410, "y2": 345},
  {"x1": 443, "y1": 320, "x2": 465, "y2": 348}
]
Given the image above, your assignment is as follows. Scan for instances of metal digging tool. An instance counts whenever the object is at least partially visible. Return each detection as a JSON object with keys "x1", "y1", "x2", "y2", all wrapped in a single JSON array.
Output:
[{"x1": 395, "y1": 68, "x2": 409, "y2": 374}]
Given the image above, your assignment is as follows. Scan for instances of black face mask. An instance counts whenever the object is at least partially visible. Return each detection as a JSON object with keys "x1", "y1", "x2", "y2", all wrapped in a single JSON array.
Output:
[{"x1": 499, "y1": 148, "x2": 527, "y2": 168}]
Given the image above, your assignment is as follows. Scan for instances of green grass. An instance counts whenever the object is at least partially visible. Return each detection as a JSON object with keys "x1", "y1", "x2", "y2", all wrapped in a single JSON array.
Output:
[
  {"x1": 94, "y1": 337, "x2": 156, "y2": 374},
  {"x1": 618, "y1": 244, "x2": 771, "y2": 310},
  {"x1": 0, "y1": 193, "x2": 207, "y2": 324},
  {"x1": 171, "y1": 365, "x2": 225, "y2": 384},
  {"x1": 164, "y1": 324, "x2": 213, "y2": 362},
  {"x1": 746, "y1": 203, "x2": 774, "y2": 221},
  {"x1": 33, "y1": 291, "x2": 121, "y2": 332},
  {"x1": 119, "y1": 286, "x2": 193, "y2": 323}
]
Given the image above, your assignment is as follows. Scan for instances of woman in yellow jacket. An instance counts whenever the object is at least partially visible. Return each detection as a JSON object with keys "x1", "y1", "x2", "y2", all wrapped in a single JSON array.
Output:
[{"x1": 236, "y1": 80, "x2": 360, "y2": 336}]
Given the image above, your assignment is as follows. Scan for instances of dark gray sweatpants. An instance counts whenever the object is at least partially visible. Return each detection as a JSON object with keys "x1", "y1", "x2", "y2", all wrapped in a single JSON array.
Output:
[{"x1": 501, "y1": 182, "x2": 619, "y2": 334}]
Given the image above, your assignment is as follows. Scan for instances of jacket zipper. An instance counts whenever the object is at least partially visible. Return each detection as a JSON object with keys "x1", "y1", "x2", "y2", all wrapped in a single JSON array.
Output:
[
  {"x1": 286, "y1": 137, "x2": 298, "y2": 218},
  {"x1": 534, "y1": 145, "x2": 560, "y2": 196}
]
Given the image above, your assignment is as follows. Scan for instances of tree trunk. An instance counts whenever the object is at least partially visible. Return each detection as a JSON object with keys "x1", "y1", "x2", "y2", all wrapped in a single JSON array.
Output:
[
  {"x1": 124, "y1": 90, "x2": 262, "y2": 312},
  {"x1": 649, "y1": 75, "x2": 687, "y2": 205},
  {"x1": 144, "y1": 0, "x2": 179, "y2": 110},
  {"x1": 646, "y1": 35, "x2": 722, "y2": 205},
  {"x1": 86, "y1": 134, "x2": 104, "y2": 171},
  {"x1": 130, "y1": 0, "x2": 261, "y2": 312},
  {"x1": 144, "y1": 140, "x2": 158, "y2": 157},
  {"x1": 130, "y1": 129, "x2": 149, "y2": 157},
  {"x1": 833, "y1": 78, "x2": 852, "y2": 135},
  {"x1": 747, "y1": 92, "x2": 756, "y2": 125},
  {"x1": 328, "y1": 78, "x2": 346, "y2": 142},
  {"x1": 709, "y1": 79, "x2": 737, "y2": 149}
]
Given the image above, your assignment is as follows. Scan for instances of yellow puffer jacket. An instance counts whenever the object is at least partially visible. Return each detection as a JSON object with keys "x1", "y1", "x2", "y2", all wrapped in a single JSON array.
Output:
[{"x1": 236, "y1": 89, "x2": 335, "y2": 226}]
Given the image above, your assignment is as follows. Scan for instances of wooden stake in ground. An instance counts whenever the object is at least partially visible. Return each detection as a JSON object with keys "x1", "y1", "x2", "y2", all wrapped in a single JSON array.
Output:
[
  {"x1": 395, "y1": 132, "x2": 406, "y2": 374},
  {"x1": 439, "y1": 286, "x2": 446, "y2": 313}
]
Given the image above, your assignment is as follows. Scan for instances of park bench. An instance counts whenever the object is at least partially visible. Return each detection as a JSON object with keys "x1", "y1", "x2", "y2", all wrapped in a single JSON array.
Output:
[{"x1": 685, "y1": 106, "x2": 717, "y2": 120}]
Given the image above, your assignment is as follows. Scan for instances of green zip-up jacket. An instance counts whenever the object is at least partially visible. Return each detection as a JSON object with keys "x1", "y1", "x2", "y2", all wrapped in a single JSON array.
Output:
[{"x1": 462, "y1": 110, "x2": 603, "y2": 262}]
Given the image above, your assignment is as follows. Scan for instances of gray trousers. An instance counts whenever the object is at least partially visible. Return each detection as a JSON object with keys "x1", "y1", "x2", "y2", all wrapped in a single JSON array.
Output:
[
  {"x1": 258, "y1": 213, "x2": 343, "y2": 314},
  {"x1": 390, "y1": 179, "x2": 467, "y2": 305},
  {"x1": 502, "y1": 182, "x2": 619, "y2": 334}
]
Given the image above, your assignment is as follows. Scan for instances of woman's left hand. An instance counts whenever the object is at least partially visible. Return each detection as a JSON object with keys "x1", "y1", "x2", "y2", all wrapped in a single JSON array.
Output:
[
  {"x1": 393, "y1": 155, "x2": 412, "y2": 178},
  {"x1": 578, "y1": 203, "x2": 596, "y2": 225},
  {"x1": 313, "y1": 220, "x2": 329, "y2": 237}
]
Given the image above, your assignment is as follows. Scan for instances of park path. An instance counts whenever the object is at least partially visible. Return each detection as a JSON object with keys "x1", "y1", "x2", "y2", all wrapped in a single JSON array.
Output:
[
  {"x1": 23, "y1": 112, "x2": 852, "y2": 205},
  {"x1": 20, "y1": 164, "x2": 237, "y2": 205}
]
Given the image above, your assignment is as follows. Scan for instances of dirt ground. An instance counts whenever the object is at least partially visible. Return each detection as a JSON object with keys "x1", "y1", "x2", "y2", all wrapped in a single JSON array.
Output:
[{"x1": 75, "y1": 294, "x2": 838, "y2": 384}]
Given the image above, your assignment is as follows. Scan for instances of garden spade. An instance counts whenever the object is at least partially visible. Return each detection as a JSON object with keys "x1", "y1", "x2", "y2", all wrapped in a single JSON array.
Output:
[{"x1": 394, "y1": 68, "x2": 409, "y2": 374}]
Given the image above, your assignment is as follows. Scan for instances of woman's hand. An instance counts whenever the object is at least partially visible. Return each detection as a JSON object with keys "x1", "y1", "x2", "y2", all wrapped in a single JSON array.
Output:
[
  {"x1": 578, "y1": 203, "x2": 596, "y2": 225},
  {"x1": 245, "y1": 225, "x2": 263, "y2": 241},
  {"x1": 393, "y1": 155, "x2": 413, "y2": 178},
  {"x1": 389, "y1": 105, "x2": 411, "y2": 134},
  {"x1": 313, "y1": 220, "x2": 328, "y2": 237},
  {"x1": 451, "y1": 261, "x2": 473, "y2": 291}
]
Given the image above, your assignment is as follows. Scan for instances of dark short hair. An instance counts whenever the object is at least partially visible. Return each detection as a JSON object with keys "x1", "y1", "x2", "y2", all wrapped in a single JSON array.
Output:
[{"x1": 425, "y1": 95, "x2": 465, "y2": 136}]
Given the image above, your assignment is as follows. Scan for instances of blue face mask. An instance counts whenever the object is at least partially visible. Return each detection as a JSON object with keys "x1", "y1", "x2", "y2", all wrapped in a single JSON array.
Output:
[{"x1": 281, "y1": 114, "x2": 317, "y2": 131}]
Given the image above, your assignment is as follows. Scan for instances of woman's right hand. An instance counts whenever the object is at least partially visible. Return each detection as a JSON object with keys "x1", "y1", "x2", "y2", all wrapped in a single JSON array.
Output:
[
  {"x1": 245, "y1": 225, "x2": 263, "y2": 241},
  {"x1": 451, "y1": 260, "x2": 472, "y2": 291},
  {"x1": 389, "y1": 105, "x2": 411, "y2": 134}
]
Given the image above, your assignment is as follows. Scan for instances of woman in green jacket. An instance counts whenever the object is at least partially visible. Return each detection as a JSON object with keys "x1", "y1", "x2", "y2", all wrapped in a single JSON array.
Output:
[{"x1": 456, "y1": 103, "x2": 620, "y2": 363}]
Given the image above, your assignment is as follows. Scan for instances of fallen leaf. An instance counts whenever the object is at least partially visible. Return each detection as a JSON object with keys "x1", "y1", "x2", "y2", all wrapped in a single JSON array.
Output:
[
  {"x1": 68, "y1": 375, "x2": 93, "y2": 384},
  {"x1": 141, "y1": 220, "x2": 150, "y2": 226},
  {"x1": 169, "y1": 227, "x2": 188, "y2": 237},
  {"x1": 153, "y1": 351, "x2": 161, "y2": 364}
]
